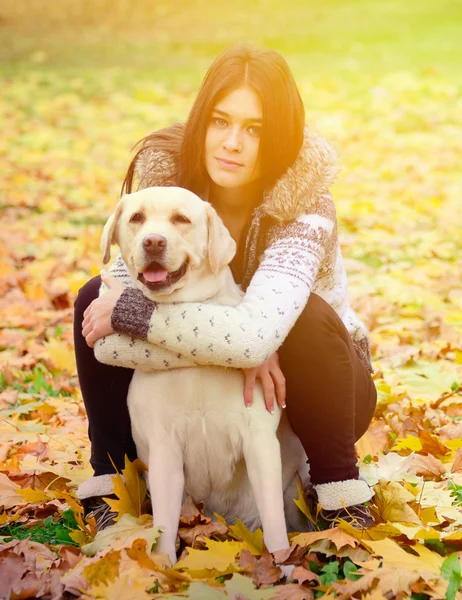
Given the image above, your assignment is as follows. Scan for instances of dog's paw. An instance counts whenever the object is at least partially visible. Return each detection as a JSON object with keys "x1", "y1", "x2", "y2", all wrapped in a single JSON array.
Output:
[{"x1": 279, "y1": 563, "x2": 295, "y2": 581}]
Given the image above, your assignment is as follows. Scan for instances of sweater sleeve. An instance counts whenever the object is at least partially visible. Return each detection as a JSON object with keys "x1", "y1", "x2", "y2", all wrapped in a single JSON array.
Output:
[
  {"x1": 111, "y1": 210, "x2": 335, "y2": 368},
  {"x1": 93, "y1": 254, "x2": 198, "y2": 371}
]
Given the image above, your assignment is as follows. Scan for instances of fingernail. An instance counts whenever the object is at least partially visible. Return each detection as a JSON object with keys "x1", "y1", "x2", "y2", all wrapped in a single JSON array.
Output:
[
  {"x1": 270, "y1": 408, "x2": 275, "y2": 414},
  {"x1": 282, "y1": 403, "x2": 286, "y2": 409},
  {"x1": 245, "y1": 404, "x2": 251, "y2": 409}
]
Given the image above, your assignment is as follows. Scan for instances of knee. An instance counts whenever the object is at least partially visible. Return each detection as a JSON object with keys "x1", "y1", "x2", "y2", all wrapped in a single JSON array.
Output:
[
  {"x1": 298, "y1": 293, "x2": 337, "y2": 333},
  {"x1": 74, "y1": 275, "x2": 102, "y2": 316}
]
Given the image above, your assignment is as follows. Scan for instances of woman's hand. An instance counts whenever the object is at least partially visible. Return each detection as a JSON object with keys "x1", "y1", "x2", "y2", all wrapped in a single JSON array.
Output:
[
  {"x1": 82, "y1": 272, "x2": 126, "y2": 348},
  {"x1": 243, "y1": 352, "x2": 286, "y2": 413}
]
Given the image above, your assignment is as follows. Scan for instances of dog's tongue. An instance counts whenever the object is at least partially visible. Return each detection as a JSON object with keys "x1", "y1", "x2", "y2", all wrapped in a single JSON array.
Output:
[{"x1": 143, "y1": 264, "x2": 168, "y2": 283}]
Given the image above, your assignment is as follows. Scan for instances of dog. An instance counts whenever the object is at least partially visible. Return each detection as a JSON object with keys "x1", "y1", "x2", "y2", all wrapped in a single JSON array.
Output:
[{"x1": 99, "y1": 186, "x2": 312, "y2": 576}]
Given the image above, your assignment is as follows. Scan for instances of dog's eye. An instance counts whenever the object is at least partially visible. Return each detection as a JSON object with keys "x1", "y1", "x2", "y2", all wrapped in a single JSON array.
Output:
[
  {"x1": 171, "y1": 214, "x2": 191, "y2": 225},
  {"x1": 130, "y1": 212, "x2": 145, "y2": 224}
]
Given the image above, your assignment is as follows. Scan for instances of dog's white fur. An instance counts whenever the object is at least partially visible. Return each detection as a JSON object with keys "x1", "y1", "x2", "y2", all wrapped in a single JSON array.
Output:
[{"x1": 101, "y1": 187, "x2": 311, "y2": 573}]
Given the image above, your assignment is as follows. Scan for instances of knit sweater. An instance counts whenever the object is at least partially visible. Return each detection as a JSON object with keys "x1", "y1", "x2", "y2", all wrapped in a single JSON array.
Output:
[{"x1": 94, "y1": 123, "x2": 373, "y2": 373}]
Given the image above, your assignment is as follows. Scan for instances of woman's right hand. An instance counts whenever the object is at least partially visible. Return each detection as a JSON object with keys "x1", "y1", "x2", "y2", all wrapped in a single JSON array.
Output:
[{"x1": 242, "y1": 352, "x2": 286, "y2": 413}]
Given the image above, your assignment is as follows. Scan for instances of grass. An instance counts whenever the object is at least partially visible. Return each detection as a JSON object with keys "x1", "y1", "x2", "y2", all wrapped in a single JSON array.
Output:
[
  {"x1": 1, "y1": 0, "x2": 462, "y2": 90},
  {"x1": 0, "y1": 510, "x2": 80, "y2": 547}
]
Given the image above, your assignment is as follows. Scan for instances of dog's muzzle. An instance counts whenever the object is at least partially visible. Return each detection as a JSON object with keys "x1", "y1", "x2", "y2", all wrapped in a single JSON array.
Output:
[{"x1": 138, "y1": 258, "x2": 189, "y2": 292}]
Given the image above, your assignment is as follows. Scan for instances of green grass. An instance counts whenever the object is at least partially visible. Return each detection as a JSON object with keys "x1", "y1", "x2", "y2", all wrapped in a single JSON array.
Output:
[
  {"x1": 0, "y1": 510, "x2": 80, "y2": 547},
  {"x1": 1, "y1": 0, "x2": 462, "y2": 89}
]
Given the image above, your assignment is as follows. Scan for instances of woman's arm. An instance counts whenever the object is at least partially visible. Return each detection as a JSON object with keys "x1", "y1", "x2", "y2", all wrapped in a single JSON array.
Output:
[
  {"x1": 94, "y1": 254, "x2": 198, "y2": 371},
  {"x1": 94, "y1": 333, "x2": 198, "y2": 371},
  {"x1": 110, "y1": 208, "x2": 335, "y2": 369}
]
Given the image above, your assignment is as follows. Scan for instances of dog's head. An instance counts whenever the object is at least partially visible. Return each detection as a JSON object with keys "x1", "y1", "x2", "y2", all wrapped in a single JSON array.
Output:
[{"x1": 101, "y1": 187, "x2": 236, "y2": 301}]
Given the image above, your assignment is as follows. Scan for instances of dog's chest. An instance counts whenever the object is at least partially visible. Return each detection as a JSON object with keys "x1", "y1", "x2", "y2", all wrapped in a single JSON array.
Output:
[{"x1": 128, "y1": 367, "x2": 248, "y2": 498}]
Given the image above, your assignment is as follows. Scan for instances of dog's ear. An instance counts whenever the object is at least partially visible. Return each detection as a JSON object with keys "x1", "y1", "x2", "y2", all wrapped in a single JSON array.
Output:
[
  {"x1": 101, "y1": 198, "x2": 125, "y2": 265},
  {"x1": 206, "y1": 204, "x2": 236, "y2": 275}
]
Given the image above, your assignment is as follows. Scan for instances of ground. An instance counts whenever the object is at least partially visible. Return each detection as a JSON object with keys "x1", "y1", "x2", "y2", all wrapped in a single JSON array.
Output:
[{"x1": 0, "y1": 1, "x2": 462, "y2": 598}]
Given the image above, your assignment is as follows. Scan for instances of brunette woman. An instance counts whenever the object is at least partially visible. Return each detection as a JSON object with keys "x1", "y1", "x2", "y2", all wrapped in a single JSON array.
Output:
[{"x1": 74, "y1": 43, "x2": 377, "y2": 531}]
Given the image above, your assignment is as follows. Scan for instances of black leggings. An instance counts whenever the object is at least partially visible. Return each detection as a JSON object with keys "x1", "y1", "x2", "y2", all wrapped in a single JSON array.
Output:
[{"x1": 73, "y1": 276, "x2": 377, "y2": 485}]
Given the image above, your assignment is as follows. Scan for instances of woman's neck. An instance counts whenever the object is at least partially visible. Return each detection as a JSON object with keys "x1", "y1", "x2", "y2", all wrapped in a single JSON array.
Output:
[{"x1": 209, "y1": 180, "x2": 263, "y2": 222}]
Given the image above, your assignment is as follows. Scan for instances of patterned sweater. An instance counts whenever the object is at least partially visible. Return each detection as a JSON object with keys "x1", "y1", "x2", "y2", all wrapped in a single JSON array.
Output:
[{"x1": 94, "y1": 124, "x2": 373, "y2": 373}]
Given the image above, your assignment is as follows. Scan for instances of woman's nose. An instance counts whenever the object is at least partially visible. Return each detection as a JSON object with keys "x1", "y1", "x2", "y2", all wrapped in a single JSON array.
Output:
[{"x1": 223, "y1": 128, "x2": 242, "y2": 152}]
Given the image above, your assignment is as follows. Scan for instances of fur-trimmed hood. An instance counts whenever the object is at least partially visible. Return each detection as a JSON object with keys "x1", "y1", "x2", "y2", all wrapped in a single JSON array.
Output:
[{"x1": 135, "y1": 123, "x2": 339, "y2": 222}]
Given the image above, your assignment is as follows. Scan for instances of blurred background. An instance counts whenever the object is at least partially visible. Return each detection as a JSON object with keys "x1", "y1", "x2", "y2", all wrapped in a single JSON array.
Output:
[
  {"x1": 1, "y1": 0, "x2": 461, "y2": 374},
  {"x1": 0, "y1": 1, "x2": 462, "y2": 541}
]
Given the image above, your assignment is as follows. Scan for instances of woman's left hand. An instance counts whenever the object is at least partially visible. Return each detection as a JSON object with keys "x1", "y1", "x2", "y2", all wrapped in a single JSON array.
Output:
[{"x1": 82, "y1": 272, "x2": 126, "y2": 348}]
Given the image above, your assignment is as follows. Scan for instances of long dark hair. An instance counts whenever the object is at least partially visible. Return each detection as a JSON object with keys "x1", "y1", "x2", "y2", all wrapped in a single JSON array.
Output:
[{"x1": 121, "y1": 43, "x2": 305, "y2": 197}]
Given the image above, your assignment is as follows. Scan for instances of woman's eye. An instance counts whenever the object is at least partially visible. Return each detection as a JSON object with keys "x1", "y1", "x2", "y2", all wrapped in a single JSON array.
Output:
[
  {"x1": 248, "y1": 125, "x2": 261, "y2": 137},
  {"x1": 212, "y1": 117, "x2": 227, "y2": 127},
  {"x1": 130, "y1": 212, "x2": 145, "y2": 223},
  {"x1": 172, "y1": 214, "x2": 191, "y2": 225}
]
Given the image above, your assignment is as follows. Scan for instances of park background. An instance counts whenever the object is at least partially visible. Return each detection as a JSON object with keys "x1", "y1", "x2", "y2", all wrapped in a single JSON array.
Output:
[{"x1": 1, "y1": 1, "x2": 462, "y2": 598}]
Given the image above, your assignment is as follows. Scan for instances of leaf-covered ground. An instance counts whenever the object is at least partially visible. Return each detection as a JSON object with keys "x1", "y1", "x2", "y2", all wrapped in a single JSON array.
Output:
[{"x1": 1, "y1": 1, "x2": 462, "y2": 598}]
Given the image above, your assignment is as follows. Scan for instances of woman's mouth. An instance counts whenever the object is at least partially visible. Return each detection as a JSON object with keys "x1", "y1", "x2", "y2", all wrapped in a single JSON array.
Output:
[{"x1": 215, "y1": 157, "x2": 243, "y2": 170}]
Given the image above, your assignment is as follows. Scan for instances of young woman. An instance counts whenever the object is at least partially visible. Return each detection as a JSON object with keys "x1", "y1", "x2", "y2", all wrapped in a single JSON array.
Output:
[{"x1": 74, "y1": 43, "x2": 377, "y2": 531}]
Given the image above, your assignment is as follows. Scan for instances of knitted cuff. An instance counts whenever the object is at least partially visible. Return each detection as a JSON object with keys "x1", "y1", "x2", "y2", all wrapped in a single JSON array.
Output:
[
  {"x1": 111, "y1": 287, "x2": 157, "y2": 340},
  {"x1": 314, "y1": 479, "x2": 373, "y2": 510},
  {"x1": 76, "y1": 474, "x2": 115, "y2": 500}
]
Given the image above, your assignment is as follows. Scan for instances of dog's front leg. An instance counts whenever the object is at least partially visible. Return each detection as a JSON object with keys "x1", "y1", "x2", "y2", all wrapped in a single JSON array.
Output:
[
  {"x1": 148, "y1": 440, "x2": 184, "y2": 566},
  {"x1": 243, "y1": 430, "x2": 294, "y2": 579}
]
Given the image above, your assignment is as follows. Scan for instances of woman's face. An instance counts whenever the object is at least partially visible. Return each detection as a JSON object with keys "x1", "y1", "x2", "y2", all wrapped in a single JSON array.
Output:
[{"x1": 205, "y1": 86, "x2": 262, "y2": 190}]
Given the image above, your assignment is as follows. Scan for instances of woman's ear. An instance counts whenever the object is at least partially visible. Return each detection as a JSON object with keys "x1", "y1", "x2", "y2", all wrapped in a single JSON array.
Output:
[
  {"x1": 100, "y1": 198, "x2": 125, "y2": 264},
  {"x1": 206, "y1": 204, "x2": 236, "y2": 275}
]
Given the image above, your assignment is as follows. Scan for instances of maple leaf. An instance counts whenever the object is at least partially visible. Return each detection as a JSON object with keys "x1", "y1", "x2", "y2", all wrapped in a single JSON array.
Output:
[
  {"x1": 103, "y1": 456, "x2": 147, "y2": 521},
  {"x1": 83, "y1": 549, "x2": 121, "y2": 586},
  {"x1": 82, "y1": 513, "x2": 161, "y2": 556},
  {"x1": 228, "y1": 517, "x2": 264, "y2": 555},
  {"x1": 174, "y1": 538, "x2": 244, "y2": 578},
  {"x1": 0, "y1": 472, "x2": 28, "y2": 509},
  {"x1": 373, "y1": 479, "x2": 422, "y2": 524},
  {"x1": 81, "y1": 569, "x2": 155, "y2": 600},
  {"x1": 291, "y1": 528, "x2": 358, "y2": 551},
  {"x1": 409, "y1": 452, "x2": 446, "y2": 480},
  {"x1": 365, "y1": 538, "x2": 442, "y2": 575},
  {"x1": 239, "y1": 547, "x2": 281, "y2": 586}
]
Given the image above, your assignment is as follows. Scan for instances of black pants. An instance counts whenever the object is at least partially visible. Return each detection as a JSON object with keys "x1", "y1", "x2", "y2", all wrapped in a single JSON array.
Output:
[{"x1": 73, "y1": 276, "x2": 377, "y2": 485}]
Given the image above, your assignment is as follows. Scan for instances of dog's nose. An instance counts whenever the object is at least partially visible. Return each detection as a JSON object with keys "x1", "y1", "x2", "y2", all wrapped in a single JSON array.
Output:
[{"x1": 142, "y1": 234, "x2": 167, "y2": 255}]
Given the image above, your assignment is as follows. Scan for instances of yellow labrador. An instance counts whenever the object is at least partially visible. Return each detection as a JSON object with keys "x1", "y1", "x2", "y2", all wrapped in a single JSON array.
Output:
[{"x1": 100, "y1": 187, "x2": 311, "y2": 574}]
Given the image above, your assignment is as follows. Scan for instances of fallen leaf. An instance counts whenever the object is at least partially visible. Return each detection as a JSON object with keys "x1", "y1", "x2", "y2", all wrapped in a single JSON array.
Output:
[
  {"x1": 228, "y1": 518, "x2": 264, "y2": 555},
  {"x1": 104, "y1": 456, "x2": 147, "y2": 521},
  {"x1": 82, "y1": 514, "x2": 161, "y2": 556},
  {"x1": 373, "y1": 479, "x2": 421, "y2": 524}
]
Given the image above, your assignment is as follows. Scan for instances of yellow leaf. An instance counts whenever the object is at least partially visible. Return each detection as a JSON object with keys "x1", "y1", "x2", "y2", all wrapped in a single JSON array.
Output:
[
  {"x1": 365, "y1": 538, "x2": 442, "y2": 574},
  {"x1": 174, "y1": 538, "x2": 243, "y2": 574},
  {"x1": 392, "y1": 435, "x2": 423, "y2": 453},
  {"x1": 293, "y1": 478, "x2": 318, "y2": 527},
  {"x1": 69, "y1": 529, "x2": 91, "y2": 547},
  {"x1": 420, "y1": 505, "x2": 440, "y2": 526},
  {"x1": 373, "y1": 480, "x2": 421, "y2": 525},
  {"x1": 291, "y1": 527, "x2": 358, "y2": 551},
  {"x1": 83, "y1": 549, "x2": 121, "y2": 586},
  {"x1": 44, "y1": 338, "x2": 77, "y2": 374},
  {"x1": 445, "y1": 439, "x2": 462, "y2": 451},
  {"x1": 18, "y1": 487, "x2": 51, "y2": 503},
  {"x1": 213, "y1": 512, "x2": 227, "y2": 524},
  {"x1": 82, "y1": 513, "x2": 161, "y2": 556},
  {"x1": 228, "y1": 518, "x2": 263, "y2": 555},
  {"x1": 81, "y1": 569, "x2": 154, "y2": 600},
  {"x1": 441, "y1": 530, "x2": 462, "y2": 541},
  {"x1": 104, "y1": 456, "x2": 147, "y2": 521},
  {"x1": 392, "y1": 523, "x2": 441, "y2": 541}
]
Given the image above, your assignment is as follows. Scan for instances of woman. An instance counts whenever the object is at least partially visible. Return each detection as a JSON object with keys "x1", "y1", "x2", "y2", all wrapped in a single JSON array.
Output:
[{"x1": 74, "y1": 43, "x2": 377, "y2": 532}]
